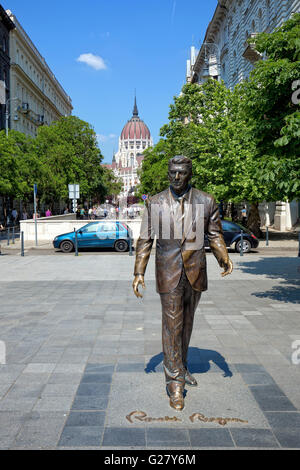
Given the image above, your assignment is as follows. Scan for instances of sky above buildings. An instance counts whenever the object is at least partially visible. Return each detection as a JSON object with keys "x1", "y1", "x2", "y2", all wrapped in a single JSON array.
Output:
[{"x1": 3, "y1": 0, "x2": 217, "y2": 162}]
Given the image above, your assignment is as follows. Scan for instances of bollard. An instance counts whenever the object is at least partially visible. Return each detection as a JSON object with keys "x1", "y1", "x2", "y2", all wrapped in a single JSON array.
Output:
[
  {"x1": 266, "y1": 226, "x2": 269, "y2": 246},
  {"x1": 12, "y1": 226, "x2": 15, "y2": 244},
  {"x1": 7, "y1": 227, "x2": 10, "y2": 246},
  {"x1": 74, "y1": 228, "x2": 78, "y2": 256},
  {"x1": 21, "y1": 231, "x2": 24, "y2": 257},
  {"x1": 240, "y1": 230, "x2": 244, "y2": 257},
  {"x1": 129, "y1": 234, "x2": 133, "y2": 256},
  {"x1": 298, "y1": 232, "x2": 300, "y2": 258}
]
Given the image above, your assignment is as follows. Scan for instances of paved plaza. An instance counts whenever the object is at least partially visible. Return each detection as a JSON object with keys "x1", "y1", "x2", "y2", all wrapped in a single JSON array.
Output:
[{"x1": 0, "y1": 252, "x2": 299, "y2": 449}]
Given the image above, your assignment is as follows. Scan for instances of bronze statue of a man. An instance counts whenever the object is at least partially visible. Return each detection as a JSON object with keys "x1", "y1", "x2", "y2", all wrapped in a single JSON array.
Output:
[{"x1": 133, "y1": 156, "x2": 233, "y2": 411}]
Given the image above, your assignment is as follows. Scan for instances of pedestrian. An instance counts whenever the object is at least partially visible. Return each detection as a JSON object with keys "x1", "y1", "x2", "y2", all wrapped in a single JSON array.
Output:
[
  {"x1": 241, "y1": 206, "x2": 247, "y2": 226},
  {"x1": 45, "y1": 208, "x2": 52, "y2": 217},
  {"x1": 128, "y1": 206, "x2": 134, "y2": 219},
  {"x1": 11, "y1": 208, "x2": 18, "y2": 225},
  {"x1": 80, "y1": 207, "x2": 85, "y2": 220},
  {"x1": 21, "y1": 210, "x2": 28, "y2": 220}
]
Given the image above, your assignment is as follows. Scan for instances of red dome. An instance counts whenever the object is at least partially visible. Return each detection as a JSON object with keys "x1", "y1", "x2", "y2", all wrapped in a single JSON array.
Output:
[{"x1": 121, "y1": 117, "x2": 151, "y2": 140}]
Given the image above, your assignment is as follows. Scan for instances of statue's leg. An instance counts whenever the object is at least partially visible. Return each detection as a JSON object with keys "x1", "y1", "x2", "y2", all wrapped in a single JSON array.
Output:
[
  {"x1": 182, "y1": 282, "x2": 201, "y2": 371},
  {"x1": 160, "y1": 271, "x2": 185, "y2": 394}
]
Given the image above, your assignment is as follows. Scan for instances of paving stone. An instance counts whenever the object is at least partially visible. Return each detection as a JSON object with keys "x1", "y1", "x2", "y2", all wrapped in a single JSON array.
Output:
[
  {"x1": 264, "y1": 412, "x2": 300, "y2": 428},
  {"x1": 146, "y1": 428, "x2": 190, "y2": 446},
  {"x1": 271, "y1": 428, "x2": 300, "y2": 448},
  {"x1": 76, "y1": 383, "x2": 111, "y2": 397},
  {"x1": 102, "y1": 427, "x2": 146, "y2": 447},
  {"x1": 71, "y1": 396, "x2": 109, "y2": 411},
  {"x1": 230, "y1": 428, "x2": 279, "y2": 448},
  {"x1": 81, "y1": 374, "x2": 112, "y2": 384},
  {"x1": 65, "y1": 411, "x2": 106, "y2": 427},
  {"x1": 58, "y1": 425, "x2": 103, "y2": 447},
  {"x1": 189, "y1": 428, "x2": 234, "y2": 447}
]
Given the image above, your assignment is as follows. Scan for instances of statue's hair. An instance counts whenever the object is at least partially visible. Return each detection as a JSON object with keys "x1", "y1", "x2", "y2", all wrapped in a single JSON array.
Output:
[{"x1": 168, "y1": 155, "x2": 192, "y2": 173}]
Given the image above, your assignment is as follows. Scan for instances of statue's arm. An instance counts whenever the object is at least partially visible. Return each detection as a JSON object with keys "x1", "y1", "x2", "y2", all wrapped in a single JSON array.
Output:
[
  {"x1": 207, "y1": 198, "x2": 233, "y2": 277},
  {"x1": 133, "y1": 200, "x2": 154, "y2": 297}
]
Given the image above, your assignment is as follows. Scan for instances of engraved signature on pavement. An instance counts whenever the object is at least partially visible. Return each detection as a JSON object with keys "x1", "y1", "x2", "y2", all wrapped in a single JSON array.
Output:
[{"x1": 126, "y1": 410, "x2": 248, "y2": 426}]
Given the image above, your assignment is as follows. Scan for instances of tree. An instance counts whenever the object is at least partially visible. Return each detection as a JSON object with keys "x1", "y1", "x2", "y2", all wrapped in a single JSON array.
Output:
[
  {"x1": 138, "y1": 139, "x2": 170, "y2": 196},
  {"x1": 101, "y1": 166, "x2": 122, "y2": 201},
  {"x1": 33, "y1": 116, "x2": 105, "y2": 206},
  {"x1": 243, "y1": 13, "x2": 300, "y2": 201},
  {"x1": 0, "y1": 130, "x2": 41, "y2": 219},
  {"x1": 139, "y1": 80, "x2": 267, "y2": 215}
]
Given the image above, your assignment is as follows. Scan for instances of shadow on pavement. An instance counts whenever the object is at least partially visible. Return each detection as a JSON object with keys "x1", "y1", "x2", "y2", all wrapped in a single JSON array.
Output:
[
  {"x1": 145, "y1": 348, "x2": 233, "y2": 378},
  {"x1": 237, "y1": 257, "x2": 300, "y2": 303}
]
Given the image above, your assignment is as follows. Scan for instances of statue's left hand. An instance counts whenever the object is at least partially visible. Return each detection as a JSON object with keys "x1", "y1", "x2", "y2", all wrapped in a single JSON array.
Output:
[
  {"x1": 220, "y1": 258, "x2": 233, "y2": 277},
  {"x1": 133, "y1": 274, "x2": 145, "y2": 298}
]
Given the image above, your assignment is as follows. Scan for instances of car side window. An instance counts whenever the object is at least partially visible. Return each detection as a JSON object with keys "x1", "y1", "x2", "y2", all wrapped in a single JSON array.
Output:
[
  {"x1": 83, "y1": 224, "x2": 98, "y2": 233},
  {"x1": 100, "y1": 223, "x2": 116, "y2": 232},
  {"x1": 222, "y1": 221, "x2": 231, "y2": 231}
]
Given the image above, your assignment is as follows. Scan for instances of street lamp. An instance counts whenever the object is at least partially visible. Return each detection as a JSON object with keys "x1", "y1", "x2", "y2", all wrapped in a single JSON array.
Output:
[
  {"x1": 5, "y1": 97, "x2": 18, "y2": 137},
  {"x1": 201, "y1": 42, "x2": 221, "y2": 83}
]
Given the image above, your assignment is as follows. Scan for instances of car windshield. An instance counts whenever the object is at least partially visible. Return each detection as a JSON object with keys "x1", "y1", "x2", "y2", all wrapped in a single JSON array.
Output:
[{"x1": 235, "y1": 223, "x2": 252, "y2": 234}]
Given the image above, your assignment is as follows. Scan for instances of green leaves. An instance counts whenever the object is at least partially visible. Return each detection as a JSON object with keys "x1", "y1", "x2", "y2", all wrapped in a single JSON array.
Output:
[{"x1": 0, "y1": 116, "x2": 112, "y2": 206}]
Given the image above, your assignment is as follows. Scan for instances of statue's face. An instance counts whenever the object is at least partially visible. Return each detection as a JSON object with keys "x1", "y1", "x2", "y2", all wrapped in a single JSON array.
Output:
[{"x1": 168, "y1": 163, "x2": 192, "y2": 195}]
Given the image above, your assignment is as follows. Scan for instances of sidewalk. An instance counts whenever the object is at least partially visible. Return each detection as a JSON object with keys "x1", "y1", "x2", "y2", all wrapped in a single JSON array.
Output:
[{"x1": 0, "y1": 253, "x2": 299, "y2": 449}]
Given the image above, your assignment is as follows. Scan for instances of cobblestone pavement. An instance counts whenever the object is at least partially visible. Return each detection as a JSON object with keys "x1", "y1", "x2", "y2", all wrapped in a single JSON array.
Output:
[{"x1": 0, "y1": 253, "x2": 299, "y2": 449}]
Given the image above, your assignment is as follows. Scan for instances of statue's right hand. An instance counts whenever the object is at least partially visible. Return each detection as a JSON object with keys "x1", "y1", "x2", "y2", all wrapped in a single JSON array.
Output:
[{"x1": 133, "y1": 274, "x2": 145, "y2": 298}]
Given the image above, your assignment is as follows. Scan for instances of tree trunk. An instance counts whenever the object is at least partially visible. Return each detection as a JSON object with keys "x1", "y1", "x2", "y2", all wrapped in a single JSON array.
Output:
[{"x1": 247, "y1": 203, "x2": 262, "y2": 238}]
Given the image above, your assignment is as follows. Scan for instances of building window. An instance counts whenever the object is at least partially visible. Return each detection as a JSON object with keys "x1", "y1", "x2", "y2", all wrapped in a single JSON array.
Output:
[{"x1": 258, "y1": 9, "x2": 263, "y2": 31}]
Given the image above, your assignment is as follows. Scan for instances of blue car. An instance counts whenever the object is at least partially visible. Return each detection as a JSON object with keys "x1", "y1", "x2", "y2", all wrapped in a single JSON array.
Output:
[{"x1": 53, "y1": 221, "x2": 133, "y2": 253}]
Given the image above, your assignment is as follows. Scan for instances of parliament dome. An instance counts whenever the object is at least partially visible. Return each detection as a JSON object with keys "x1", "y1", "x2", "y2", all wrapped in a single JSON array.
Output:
[{"x1": 120, "y1": 98, "x2": 151, "y2": 140}]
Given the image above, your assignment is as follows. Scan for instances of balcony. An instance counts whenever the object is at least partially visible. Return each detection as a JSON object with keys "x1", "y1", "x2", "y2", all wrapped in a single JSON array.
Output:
[{"x1": 242, "y1": 33, "x2": 262, "y2": 63}]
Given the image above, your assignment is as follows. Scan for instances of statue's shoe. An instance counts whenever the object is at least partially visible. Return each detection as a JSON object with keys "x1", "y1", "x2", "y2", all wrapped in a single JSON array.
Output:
[
  {"x1": 185, "y1": 370, "x2": 198, "y2": 386},
  {"x1": 169, "y1": 391, "x2": 184, "y2": 411}
]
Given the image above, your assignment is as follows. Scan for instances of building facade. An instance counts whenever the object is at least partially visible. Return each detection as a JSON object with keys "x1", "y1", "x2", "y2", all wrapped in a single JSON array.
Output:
[
  {"x1": 0, "y1": 5, "x2": 14, "y2": 130},
  {"x1": 105, "y1": 98, "x2": 153, "y2": 198},
  {"x1": 187, "y1": 0, "x2": 300, "y2": 88},
  {"x1": 186, "y1": 0, "x2": 300, "y2": 230},
  {"x1": 6, "y1": 10, "x2": 72, "y2": 138}
]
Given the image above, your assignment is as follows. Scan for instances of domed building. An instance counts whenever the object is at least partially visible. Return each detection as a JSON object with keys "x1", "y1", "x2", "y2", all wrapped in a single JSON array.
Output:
[{"x1": 111, "y1": 97, "x2": 153, "y2": 198}]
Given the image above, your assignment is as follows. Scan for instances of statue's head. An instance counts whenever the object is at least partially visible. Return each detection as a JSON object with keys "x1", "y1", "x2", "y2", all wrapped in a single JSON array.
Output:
[{"x1": 168, "y1": 155, "x2": 192, "y2": 195}]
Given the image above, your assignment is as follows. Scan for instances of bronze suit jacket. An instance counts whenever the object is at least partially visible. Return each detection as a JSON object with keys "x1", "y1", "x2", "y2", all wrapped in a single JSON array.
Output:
[{"x1": 134, "y1": 187, "x2": 229, "y2": 294}]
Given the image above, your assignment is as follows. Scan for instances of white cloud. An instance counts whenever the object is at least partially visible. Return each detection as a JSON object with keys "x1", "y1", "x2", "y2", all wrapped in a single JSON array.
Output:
[
  {"x1": 76, "y1": 53, "x2": 107, "y2": 70},
  {"x1": 97, "y1": 133, "x2": 117, "y2": 143}
]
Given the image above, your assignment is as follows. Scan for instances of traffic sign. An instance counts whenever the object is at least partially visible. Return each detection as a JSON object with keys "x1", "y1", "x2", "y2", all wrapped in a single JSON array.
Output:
[
  {"x1": 142, "y1": 194, "x2": 148, "y2": 201},
  {"x1": 69, "y1": 184, "x2": 80, "y2": 199},
  {"x1": 72, "y1": 199, "x2": 78, "y2": 213}
]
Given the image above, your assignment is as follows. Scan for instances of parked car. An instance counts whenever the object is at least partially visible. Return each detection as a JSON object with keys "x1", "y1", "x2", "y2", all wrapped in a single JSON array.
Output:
[
  {"x1": 53, "y1": 221, "x2": 133, "y2": 253},
  {"x1": 205, "y1": 220, "x2": 259, "y2": 253}
]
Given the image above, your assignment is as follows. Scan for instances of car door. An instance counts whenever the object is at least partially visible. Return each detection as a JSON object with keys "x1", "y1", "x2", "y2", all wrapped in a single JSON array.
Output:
[
  {"x1": 96, "y1": 222, "x2": 118, "y2": 247},
  {"x1": 221, "y1": 221, "x2": 235, "y2": 247},
  {"x1": 77, "y1": 223, "x2": 99, "y2": 247}
]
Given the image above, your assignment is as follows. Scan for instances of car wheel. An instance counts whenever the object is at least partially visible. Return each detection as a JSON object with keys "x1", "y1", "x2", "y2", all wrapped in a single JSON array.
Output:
[
  {"x1": 60, "y1": 240, "x2": 74, "y2": 253},
  {"x1": 114, "y1": 240, "x2": 128, "y2": 252},
  {"x1": 235, "y1": 239, "x2": 251, "y2": 253}
]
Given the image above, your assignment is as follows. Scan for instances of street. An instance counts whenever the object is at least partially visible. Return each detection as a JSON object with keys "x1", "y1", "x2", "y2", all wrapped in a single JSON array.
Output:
[{"x1": 0, "y1": 252, "x2": 299, "y2": 449}]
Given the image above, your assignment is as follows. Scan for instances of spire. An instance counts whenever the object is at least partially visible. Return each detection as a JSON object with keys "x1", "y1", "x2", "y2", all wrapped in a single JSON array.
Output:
[{"x1": 133, "y1": 92, "x2": 138, "y2": 117}]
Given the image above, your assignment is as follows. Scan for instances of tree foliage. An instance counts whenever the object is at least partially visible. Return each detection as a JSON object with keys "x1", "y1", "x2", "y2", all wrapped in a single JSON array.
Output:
[
  {"x1": 243, "y1": 13, "x2": 300, "y2": 200},
  {"x1": 139, "y1": 14, "x2": 300, "y2": 206},
  {"x1": 139, "y1": 80, "x2": 265, "y2": 204},
  {"x1": 0, "y1": 116, "x2": 118, "y2": 209}
]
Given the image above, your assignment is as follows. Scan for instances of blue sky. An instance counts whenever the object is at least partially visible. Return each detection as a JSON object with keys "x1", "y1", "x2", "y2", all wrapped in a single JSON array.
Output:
[{"x1": 3, "y1": 0, "x2": 217, "y2": 162}]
